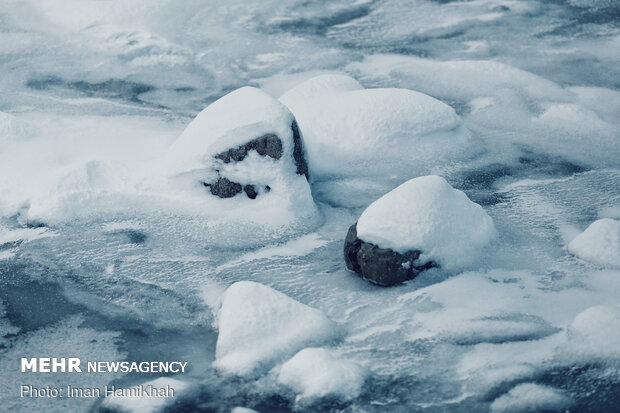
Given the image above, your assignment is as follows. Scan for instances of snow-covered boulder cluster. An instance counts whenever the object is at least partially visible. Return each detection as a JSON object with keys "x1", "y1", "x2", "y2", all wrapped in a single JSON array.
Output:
[
  {"x1": 345, "y1": 175, "x2": 496, "y2": 285},
  {"x1": 213, "y1": 281, "x2": 340, "y2": 376},
  {"x1": 280, "y1": 74, "x2": 472, "y2": 180},
  {"x1": 567, "y1": 218, "x2": 620, "y2": 268}
]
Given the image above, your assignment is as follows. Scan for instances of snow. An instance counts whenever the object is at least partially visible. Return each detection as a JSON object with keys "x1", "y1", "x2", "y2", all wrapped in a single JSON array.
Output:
[
  {"x1": 168, "y1": 87, "x2": 295, "y2": 172},
  {"x1": 278, "y1": 347, "x2": 365, "y2": 402},
  {"x1": 490, "y1": 383, "x2": 571, "y2": 413},
  {"x1": 347, "y1": 54, "x2": 620, "y2": 169},
  {"x1": 567, "y1": 218, "x2": 620, "y2": 268},
  {"x1": 356, "y1": 175, "x2": 497, "y2": 270},
  {"x1": 231, "y1": 408, "x2": 258, "y2": 413},
  {"x1": 214, "y1": 281, "x2": 340, "y2": 376},
  {"x1": 567, "y1": 305, "x2": 620, "y2": 359},
  {"x1": 230, "y1": 408, "x2": 258, "y2": 413},
  {"x1": 100, "y1": 377, "x2": 189, "y2": 413},
  {"x1": 279, "y1": 74, "x2": 472, "y2": 180},
  {"x1": 164, "y1": 86, "x2": 319, "y2": 234},
  {"x1": 0, "y1": 0, "x2": 619, "y2": 411}
]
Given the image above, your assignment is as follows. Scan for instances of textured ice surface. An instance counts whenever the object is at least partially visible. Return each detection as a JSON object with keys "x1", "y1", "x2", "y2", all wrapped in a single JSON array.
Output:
[
  {"x1": 278, "y1": 347, "x2": 365, "y2": 402},
  {"x1": 568, "y1": 218, "x2": 620, "y2": 268},
  {"x1": 357, "y1": 176, "x2": 496, "y2": 270},
  {"x1": 0, "y1": 0, "x2": 619, "y2": 411},
  {"x1": 214, "y1": 282, "x2": 340, "y2": 376}
]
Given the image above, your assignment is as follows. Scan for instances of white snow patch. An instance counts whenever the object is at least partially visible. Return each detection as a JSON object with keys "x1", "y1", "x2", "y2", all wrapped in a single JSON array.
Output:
[
  {"x1": 100, "y1": 377, "x2": 189, "y2": 413},
  {"x1": 568, "y1": 218, "x2": 620, "y2": 268},
  {"x1": 278, "y1": 347, "x2": 365, "y2": 402},
  {"x1": 231, "y1": 408, "x2": 259, "y2": 413},
  {"x1": 214, "y1": 281, "x2": 340, "y2": 376},
  {"x1": 356, "y1": 175, "x2": 496, "y2": 270},
  {"x1": 490, "y1": 383, "x2": 571, "y2": 413},
  {"x1": 567, "y1": 305, "x2": 620, "y2": 359}
]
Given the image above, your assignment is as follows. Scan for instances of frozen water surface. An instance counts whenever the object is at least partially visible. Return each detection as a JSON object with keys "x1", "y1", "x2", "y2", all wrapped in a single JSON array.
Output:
[{"x1": 0, "y1": 0, "x2": 619, "y2": 412}]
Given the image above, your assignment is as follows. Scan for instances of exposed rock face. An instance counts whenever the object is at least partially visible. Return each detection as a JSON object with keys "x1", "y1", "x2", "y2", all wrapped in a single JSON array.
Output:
[
  {"x1": 205, "y1": 177, "x2": 242, "y2": 198},
  {"x1": 291, "y1": 120, "x2": 309, "y2": 180},
  {"x1": 344, "y1": 223, "x2": 434, "y2": 286},
  {"x1": 204, "y1": 120, "x2": 309, "y2": 200},
  {"x1": 215, "y1": 134, "x2": 283, "y2": 163}
]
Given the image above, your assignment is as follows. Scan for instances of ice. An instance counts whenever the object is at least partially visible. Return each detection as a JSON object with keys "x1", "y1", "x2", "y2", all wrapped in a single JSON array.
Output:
[
  {"x1": 214, "y1": 281, "x2": 340, "y2": 376},
  {"x1": 356, "y1": 175, "x2": 496, "y2": 270},
  {"x1": 490, "y1": 383, "x2": 571, "y2": 413},
  {"x1": 0, "y1": 316, "x2": 123, "y2": 412},
  {"x1": 99, "y1": 377, "x2": 189, "y2": 413},
  {"x1": 279, "y1": 74, "x2": 472, "y2": 181},
  {"x1": 567, "y1": 218, "x2": 620, "y2": 268},
  {"x1": 278, "y1": 347, "x2": 365, "y2": 402},
  {"x1": 0, "y1": 300, "x2": 19, "y2": 347}
]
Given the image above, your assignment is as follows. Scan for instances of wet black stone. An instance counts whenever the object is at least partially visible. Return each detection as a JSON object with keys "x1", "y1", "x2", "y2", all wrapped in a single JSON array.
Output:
[
  {"x1": 244, "y1": 185, "x2": 258, "y2": 199},
  {"x1": 215, "y1": 134, "x2": 282, "y2": 163},
  {"x1": 208, "y1": 178, "x2": 242, "y2": 198},
  {"x1": 344, "y1": 223, "x2": 435, "y2": 287},
  {"x1": 291, "y1": 120, "x2": 310, "y2": 179}
]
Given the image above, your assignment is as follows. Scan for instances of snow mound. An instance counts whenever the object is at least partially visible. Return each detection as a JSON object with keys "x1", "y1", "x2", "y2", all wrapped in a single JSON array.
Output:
[
  {"x1": 356, "y1": 175, "x2": 496, "y2": 270},
  {"x1": 278, "y1": 347, "x2": 365, "y2": 402},
  {"x1": 214, "y1": 281, "x2": 340, "y2": 376},
  {"x1": 279, "y1": 74, "x2": 363, "y2": 104},
  {"x1": 100, "y1": 377, "x2": 189, "y2": 413},
  {"x1": 231, "y1": 408, "x2": 258, "y2": 413},
  {"x1": 567, "y1": 218, "x2": 620, "y2": 268},
  {"x1": 490, "y1": 383, "x2": 571, "y2": 413},
  {"x1": 279, "y1": 74, "x2": 471, "y2": 180},
  {"x1": 165, "y1": 86, "x2": 318, "y2": 232},
  {"x1": 567, "y1": 305, "x2": 620, "y2": 359}
]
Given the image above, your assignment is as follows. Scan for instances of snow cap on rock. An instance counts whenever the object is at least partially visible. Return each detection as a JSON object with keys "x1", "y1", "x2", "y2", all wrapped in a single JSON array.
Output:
[
  {"x1": 567, "y1": 218, "x2": 620, "y2": 268},
  {"x1": 356, "y1": 175, "x2": 496, "y2": 270}
]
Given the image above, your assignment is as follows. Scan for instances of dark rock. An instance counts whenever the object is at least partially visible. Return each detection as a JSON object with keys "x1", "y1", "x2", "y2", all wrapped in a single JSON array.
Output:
[
  {"x1": 244, "y1": 185, "x2": 258, "y2": 199},
  {"x1": 291, "y1": 120, "x2": 310, "y2": 179},
  {"x1": 215, "y1": 134, "x2": 282, "y2": 164},
  {"x1": 205, "y1": 120, "x2": 310, "y2": 200},
  {"x1": 208, "y1": 177, "x2": 242, "y2": 198},
  {"x1": 344, "y1": 223, "x2": 435, "y2": 286}
]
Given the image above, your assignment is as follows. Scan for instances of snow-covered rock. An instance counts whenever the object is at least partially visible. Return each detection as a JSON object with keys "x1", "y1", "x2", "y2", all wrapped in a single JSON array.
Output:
[
  {"x1": 347, "y1": 176, "x2": 496, "y2": 283},
  {"x1": 279, "y1": 74, "x2": 471, "y2": 180},
  {"x1": 490, "y1": 383, "x2": 571, "y2": 413},
  {"x1": 100, "y1": 377, "x2": 189, "y2": 413},
  {"x1": 165, "y1": 87, "x2": 317, "y2": 232},
  {"x1": 214, "y1": 281, "x2": 340, "y2": 376},
  {"x1": 567, "y1": 305, "x2": 620, "y2": 359},
  {"x1": 278, "y1": 347, "x2": 365, "y2": 402},
  {"x1": 567, "y1": 218, "x2": 620, "y2": 268}
]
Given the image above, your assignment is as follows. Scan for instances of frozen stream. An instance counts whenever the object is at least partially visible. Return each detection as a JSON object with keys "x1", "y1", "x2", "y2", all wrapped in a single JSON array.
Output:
[{"x1": 1, "y1": 1, "x2": 619, "y2": 412}]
